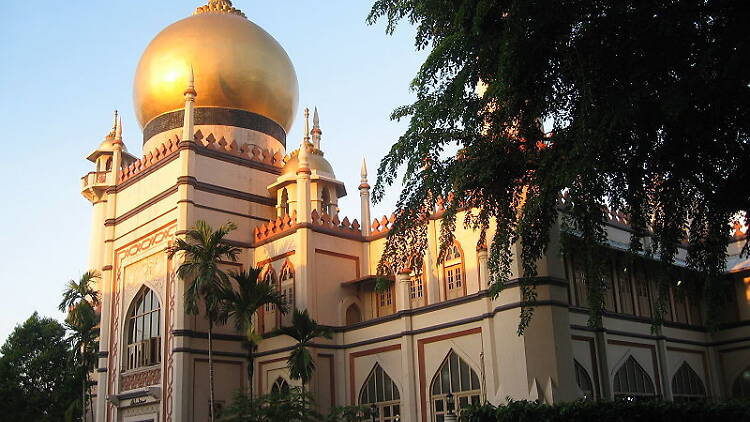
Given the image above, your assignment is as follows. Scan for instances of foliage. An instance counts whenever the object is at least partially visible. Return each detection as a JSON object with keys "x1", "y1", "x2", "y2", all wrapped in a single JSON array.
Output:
[
  {"x1": 219, "y1": 387, "x2": 321, "y2": 422},
  {"x1": 0, "y1": 312, "x2": 78, "y2": 421},
  {"x1": 368, "y1": 0, "x2": 750, "y2": 332},
  {"x1": 167, "y1": 219, "x2": 240, "y2": 422},
  {"x1": 220, "y1": 388, "x2": 376, "y2": 422},
  {"x1": 167, "y1": 220, "x2": 240, "y2": 319},
  {"x1": 460, "y1": 399, "x2": 750, "y2": 422},
  {"x1": 277, "y1": 309, "x2": 333, "y2": 386},
  {"x1": 217, "y1": 268, "x2": 288, "y2": 397},
  {"x1": 59, "y1": 270, "x2": 100, "y2": 323},
  {"x1": 324, "y1": 405, "x2": 376, "y2": 422}
]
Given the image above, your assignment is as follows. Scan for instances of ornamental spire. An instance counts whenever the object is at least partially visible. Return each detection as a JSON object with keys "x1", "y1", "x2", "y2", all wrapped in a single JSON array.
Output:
[
  {"x1": 106, "y1": 110, "x2": 118, "y2": 139},
  {"x1": 114, "y1": 114, "x2": 123, "y2": 145},
  {"x1": 311, "y1": 107, "x2": 322, "y2": 149},
  {"x1": 194, "y1": 0, "x2": 246, "y2": 18},
  {"x1": 360, "y1": 158, "x2": 368, "y2": 184},
  {"x1": 303, "y1": 107, "x2": 311, "y2": 144}
]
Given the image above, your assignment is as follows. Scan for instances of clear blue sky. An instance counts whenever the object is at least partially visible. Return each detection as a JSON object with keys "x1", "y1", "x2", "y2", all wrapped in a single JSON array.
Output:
[{"x1": 0, "y1": 1, "x2": 425, "y2": 344}]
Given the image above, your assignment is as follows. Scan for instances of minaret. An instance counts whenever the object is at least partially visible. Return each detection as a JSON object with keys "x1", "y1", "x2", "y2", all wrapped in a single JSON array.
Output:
[
  {"x1": 303, "y1": 107, "x2": 311, "y2": 144},
  {"x1": 183, "y1": 65, "x2": 197, "y2": 142},
  {"x1": 296, "y1": 108, "x2": 312, "y2": 223},
  {"x1": 359, "y1": 158, "x2": 372, "y2": 236},
  {"x1": 311, "y1": 107, "x2": 322, "y2": 150}
]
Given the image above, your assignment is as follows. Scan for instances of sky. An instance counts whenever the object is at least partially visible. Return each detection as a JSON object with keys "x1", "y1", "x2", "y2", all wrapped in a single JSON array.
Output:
[{"x1": 0, "y1": 1, "x2": 426, "y2": 345}]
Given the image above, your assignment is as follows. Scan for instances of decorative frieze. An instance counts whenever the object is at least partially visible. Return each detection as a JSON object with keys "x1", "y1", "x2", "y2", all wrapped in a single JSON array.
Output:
[{"x1": 121, "y1": 367, "x2": 161, "y2": 391}]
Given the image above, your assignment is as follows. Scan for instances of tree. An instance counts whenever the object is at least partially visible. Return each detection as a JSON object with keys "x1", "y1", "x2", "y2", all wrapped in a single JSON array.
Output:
[
  {"x1": 367, "y1": 0, "x2": 750, "y2": 332},
  {"x1": 218, "y1": 268, "x2": 288, "y2": 398},
  {"x1": 0, "y1": 312, "x2": 77, "y2": 421},
  {"x1": 220, "y1": 387, "x2": 320, "y2": 422},
  {"x1": 278, "y1": 309, "x2": 333, "y2": 408},
  {"x1": 59, "y1": 270, "x2": 100, "y2": 314},
  {"x1": 65, "y1": 302, "x2": 99, "y2": 422},
  {"x1": 167, "y1": 220, "x2": 240, "y2": 422}
]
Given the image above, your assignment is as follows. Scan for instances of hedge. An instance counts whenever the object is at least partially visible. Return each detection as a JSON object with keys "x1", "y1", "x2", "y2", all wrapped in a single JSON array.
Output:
[{"x1": 461, "y1": 399, "x2": 750, "y2": 422}]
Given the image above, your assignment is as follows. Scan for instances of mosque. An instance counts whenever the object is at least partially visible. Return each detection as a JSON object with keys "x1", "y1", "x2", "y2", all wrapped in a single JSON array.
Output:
[{"x1": 80, "y1": 1, "x2": 750, "y2": 421}]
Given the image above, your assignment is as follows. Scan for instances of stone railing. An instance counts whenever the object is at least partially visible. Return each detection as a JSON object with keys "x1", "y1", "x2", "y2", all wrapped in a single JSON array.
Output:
[
  {"x1": 81, "y1": 171, "x2": 111, "y2": 190},
  {"x1": 310, "y1": 210, "x2": 361, "y2": 235},
  {"x1": 254, "y1": 211, "x2": 297, "y2": 242}
]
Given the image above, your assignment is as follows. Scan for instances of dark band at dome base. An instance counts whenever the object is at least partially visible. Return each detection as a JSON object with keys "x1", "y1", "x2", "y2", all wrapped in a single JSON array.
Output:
[{"x1": 143, "y1": 107, "x2": 287, "y2": 146}]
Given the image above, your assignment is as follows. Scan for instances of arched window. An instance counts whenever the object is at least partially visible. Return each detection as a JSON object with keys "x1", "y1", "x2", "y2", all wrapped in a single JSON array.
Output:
[
  {"x1": 574, "y1": 360, "x2": 594, "y2": 400},
  {"x1": 271, "y1": 377, "x2": 290, "y2": 395},
  {"x1": 377, "y1": 286, "x2": 394, "y2": 317},
  {"x1": 431, "y1": 351, "x2": 481, "y2": 421},
  {"x1": 732, "y1": 367, "x2": 750, "y2": 399},
  {"x1": 279, "y1": 261, "x2": 295, "y2": 327},
  {"x1": 359, "y1": 364, "x2": 400, "y2": 422},
  {"x1": 443, "y1": 243, "x2": 465, "y2": 300},
  {"x1": 125, "y1": 287, "x2": 161, "y2": 370},
  {"x1": 262, "y1": 268, "x2": 279, "y2": 333},
  {"x1": 280, "y1": 188, "x2": 290, "y2": 216},
  {"x1": 612, "y1": 356, "x2": 656, "y2": 400},
  {"x1": 346, "y1": 303, "x2": 362, "y2": 325},
  {"x1": 105, "y1": 157, "x2": 113, "y2": 171},
  {"x1": 672, "y1": 362, "x2": 706, "y2": 401}
]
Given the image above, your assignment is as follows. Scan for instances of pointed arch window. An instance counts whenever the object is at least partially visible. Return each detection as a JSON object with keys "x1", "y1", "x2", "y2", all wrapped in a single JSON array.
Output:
[
  {"x1": 574, "y1": 360, "x2": 594, "y2": 400},
  {"x1": 732, "y1": 367, "x2": 750, "y2": 399},
  {"x1": 672, "y1": 362, "x2": 706, "y2": 401},
  {"x1": 262, "y1": 268, "x2": 279, "y2": 333},
  {"x1": 271, "y1": 377, "x2": 290, "y2": 395},
  {"x1": 431, "y1": 351, "x2": 481, "y2": 421},
  {"x1": 279, "y1": 262, "x2": 295, "y2": 327},
  {"x1": 125, "y1": 287, "x2": 161, "y2": 370},
  {"x1": 321, "y1": 187, "x2": 333, "y2": 215},
  {"x1": 612, "y1": 356, "x2": 656, "y2": 400},
  {"x1": 443, "y1": 243, "x2": 465, "y2": 300},
  {"x1": 359, "y1": 364, "x2": 400, "y2": 422},
  {"x1": 346, "y1": 303, "x2": 362, "y2": 325}
]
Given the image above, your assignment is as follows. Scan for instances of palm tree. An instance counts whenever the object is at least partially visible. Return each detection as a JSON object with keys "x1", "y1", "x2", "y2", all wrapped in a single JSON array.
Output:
[
  {"x1": 59, "y1": 270, "x2": 100, "y2": 313},
  {"x1": 278, "y1": 309, "x2": 333, "y2": 409},
  {"x1": 218, "y1": 268, "x2": 289, "y2": 398},
  {"x1": 65, "y1": 301, "x2": 99, "y2": 422},
  {"x1": 60, "y1": 270, "x2": 100, "y2": 422},
  {"x1": 167, "y1": 220, "x2": 240, "y2": 422}
]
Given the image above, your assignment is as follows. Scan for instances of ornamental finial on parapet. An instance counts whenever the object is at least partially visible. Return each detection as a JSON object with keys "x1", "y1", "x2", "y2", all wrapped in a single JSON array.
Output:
[
  {"x1": 303, "y1": 107, "x2": 311, "y2": 144},
  {"x1": 194, "y1": 0, "x2": 246, "y2": 18},
  {"x1": 311, "y1": 107, "x2": 322, "y2": 149},
  {"x1": 114, "y1": 114, "x2": 123, "y2": 145}
]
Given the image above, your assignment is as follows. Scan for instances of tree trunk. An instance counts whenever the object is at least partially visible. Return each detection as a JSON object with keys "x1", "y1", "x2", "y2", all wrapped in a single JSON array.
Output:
[
  {"x1": 247, "y1": 345, "x2": 254, "y2": 398},
  {"x1": 81, "y1": 369, "x2": 87, "y2": 422},
  {"x1": 208, "y1": 320, "x2": 215, "y2": 422},
  {"x1": 87, "y1": 376, "x2": 95, "y2": 422}
]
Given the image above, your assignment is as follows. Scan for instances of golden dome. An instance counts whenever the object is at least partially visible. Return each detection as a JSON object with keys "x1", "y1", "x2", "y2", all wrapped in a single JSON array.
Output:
[
  {"x1": 282, "y1": 144, "x2": 335, "y2": 177},
  {"x1": 133, "y1": 1, "x2": 299, "y2": 135}
]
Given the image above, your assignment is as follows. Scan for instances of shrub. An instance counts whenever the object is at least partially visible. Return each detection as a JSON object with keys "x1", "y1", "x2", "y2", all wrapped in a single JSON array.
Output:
[{"x1": 461, "y1": 399, "x2": 750, "y2": 422}]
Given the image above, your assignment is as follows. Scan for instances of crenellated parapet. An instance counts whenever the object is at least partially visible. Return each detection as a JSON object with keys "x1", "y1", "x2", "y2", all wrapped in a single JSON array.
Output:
[
  {"x1": 120, "y1": 136, "x2": 181, "y2": 182},
  {"x1": 194, "y1": 130, "x2": 284, "y2": 168},
  {"x1": 254, "y1": 211, "x2": 298, "y2": 243},
  {"x1": 311, "y1": 209, "x2": 361, "y2": 234},
  {"x1": 371, "y1": 214, "x2": 397, "y2": 236}
]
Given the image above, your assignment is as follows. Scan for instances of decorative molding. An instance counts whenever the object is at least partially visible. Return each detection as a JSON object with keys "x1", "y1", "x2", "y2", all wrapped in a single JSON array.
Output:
[
  {"x1": 256, "y1": 251, "x2": 296, "y2": 267},
  {"x1": 254, "y1": 212, "x2": 297, "y2": 242},
  {"x1": 121, "y1": 367, "x2": 161, "y2": 391}
]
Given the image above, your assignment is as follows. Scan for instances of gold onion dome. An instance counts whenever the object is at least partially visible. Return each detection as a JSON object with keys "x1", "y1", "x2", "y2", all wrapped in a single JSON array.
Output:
[{"x1": 133, "y1": 0, "x2": 299, "y2": 139}]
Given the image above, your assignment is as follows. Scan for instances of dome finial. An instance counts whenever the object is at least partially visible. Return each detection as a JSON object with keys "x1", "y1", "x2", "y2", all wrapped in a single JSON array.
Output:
[
  {"x1": 106, "y1": 110, "x2": 118, "y2": 139},
  {"x1": 194, "y1": 0, "x2": 246, "y2": 18},
  {"x1": 311, "y1": 107, "x2": 322, "y2": 150},
  {"x1": 360, "y1": 157, "x2": 368, "y2": 183}
]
